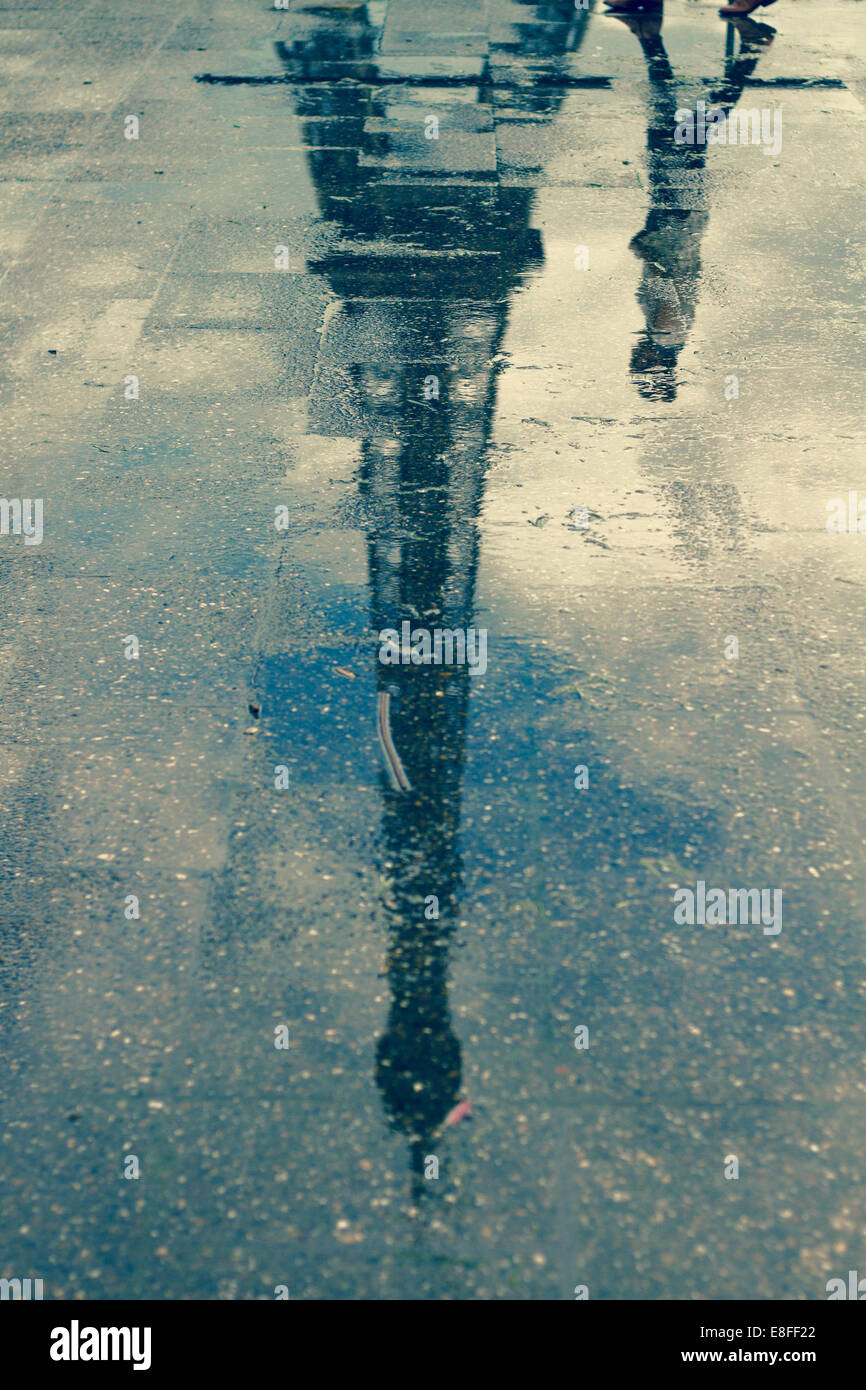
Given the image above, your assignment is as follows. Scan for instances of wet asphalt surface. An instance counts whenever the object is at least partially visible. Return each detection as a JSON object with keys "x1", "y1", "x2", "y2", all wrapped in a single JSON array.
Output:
[{"x1": 0, "y1": 0, "x2": 865, "y2": 1301}]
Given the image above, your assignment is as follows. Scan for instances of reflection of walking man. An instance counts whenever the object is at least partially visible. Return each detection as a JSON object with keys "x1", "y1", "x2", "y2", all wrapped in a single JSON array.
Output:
[{"x1": 605, "y1": 4, "x2": 776, "y2": 399}]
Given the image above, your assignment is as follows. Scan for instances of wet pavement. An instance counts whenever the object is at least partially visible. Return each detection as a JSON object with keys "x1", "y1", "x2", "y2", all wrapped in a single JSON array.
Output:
[{"x1": 0, "y1": 0, "x2": 865, "y2": 1301}]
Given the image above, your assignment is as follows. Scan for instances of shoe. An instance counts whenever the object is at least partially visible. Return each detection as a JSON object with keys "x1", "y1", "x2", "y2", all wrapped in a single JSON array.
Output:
[{"x1": 604, "y1": 0, "x2": 662, "y2": 10}]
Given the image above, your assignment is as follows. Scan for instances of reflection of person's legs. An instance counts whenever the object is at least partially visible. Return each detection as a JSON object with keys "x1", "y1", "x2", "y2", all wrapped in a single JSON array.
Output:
[
  {"x1": 629, "y1": 206, "x2": 709, "y2": 401},
  {"x1": 605, "y1": 0, "x2": 777, "y2": 400},
  {"x1": 604, "y1": 0, "x2": 664, "y2": 39},
  {"x1": 605, "y1": 6, "x2": 664, "y2": 41},
  {"x1": 605, "y1": 5, "x2": 673, "y2": 79},
  {"x1": 605, "y1": 10, "x2": 709, "y2": 399}
]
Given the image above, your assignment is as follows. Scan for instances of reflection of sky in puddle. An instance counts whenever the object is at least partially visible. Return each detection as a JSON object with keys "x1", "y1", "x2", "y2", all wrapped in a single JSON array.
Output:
[{"x1": 243, "y1": 1, "x2": 865, "y2": 1266}]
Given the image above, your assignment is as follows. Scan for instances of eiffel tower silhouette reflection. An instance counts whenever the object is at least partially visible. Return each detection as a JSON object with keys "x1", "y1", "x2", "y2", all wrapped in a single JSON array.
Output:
[
  {"x1": 267, "y1": 0, "x2": 779, "y2": 1200},
  {"x1": 272, "y1": 0, "x2": 596, "y2": 1201}
]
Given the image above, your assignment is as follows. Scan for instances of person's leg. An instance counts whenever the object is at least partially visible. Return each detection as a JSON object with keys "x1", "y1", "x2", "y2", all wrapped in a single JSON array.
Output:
[{"x1": 718, "y1": 0, "x2": 777, "y2": 17}]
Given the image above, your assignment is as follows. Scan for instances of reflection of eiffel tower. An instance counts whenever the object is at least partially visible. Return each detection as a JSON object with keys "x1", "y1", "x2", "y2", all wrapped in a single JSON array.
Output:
[{"x1": 277, "y1": 0, "x2": 591, "y2": 1197}]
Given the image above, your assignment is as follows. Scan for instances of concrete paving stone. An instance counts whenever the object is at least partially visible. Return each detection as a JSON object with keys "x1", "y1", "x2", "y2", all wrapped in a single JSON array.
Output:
[{"x1": 379, "y1": 32, "x2": 492, "y2": 58}]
